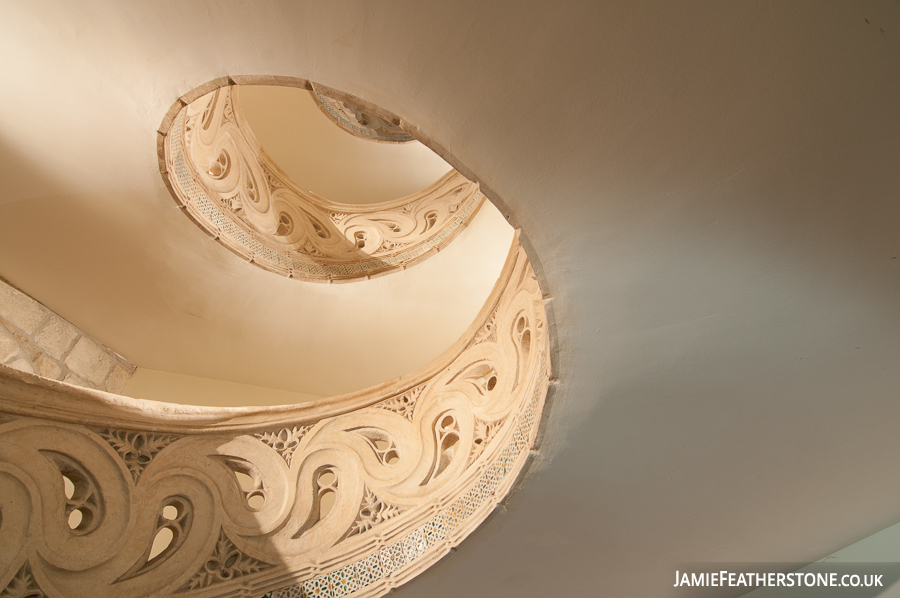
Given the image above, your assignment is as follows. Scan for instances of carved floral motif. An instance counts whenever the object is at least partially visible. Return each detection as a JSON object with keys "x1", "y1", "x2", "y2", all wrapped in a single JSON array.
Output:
[
  {"x1": 375, "y1": 385, "x2": 422, "y2": 421},
  {"x1": 0, "y1": 563, "x2": 46, "y2": 598},
  {"x1": 179, "y1": 529, "x2": 272, "y2": 591},
  {"x1": 344, "y1": 487, "x2": 405, "y2": 538},
  {"x1": 99, "y1": 430, "x2": 179, "y2": 483},
  {"x1": 255, "y1": 425, "x2": 311, "y2": 467}
]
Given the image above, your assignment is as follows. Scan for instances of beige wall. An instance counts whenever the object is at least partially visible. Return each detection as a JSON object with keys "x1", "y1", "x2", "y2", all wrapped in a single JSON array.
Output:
[
  {"x1": 239, "y1": 85, "x2": 452, "y2": 204},
  {"x1": 122, "y1": 367, "x2": 322, "y2": 406}
]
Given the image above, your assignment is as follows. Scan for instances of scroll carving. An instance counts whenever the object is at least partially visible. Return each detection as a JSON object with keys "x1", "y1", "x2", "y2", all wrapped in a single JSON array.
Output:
[
  {"x1": 0, "y1": 241, "x2": 550, "y2": 598},
  {"x1": 163, "y1": 85, "x2": 484, "y2": 282}
]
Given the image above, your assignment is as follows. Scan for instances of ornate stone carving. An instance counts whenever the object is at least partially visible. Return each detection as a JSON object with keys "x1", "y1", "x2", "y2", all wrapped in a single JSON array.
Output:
[
  {"x1": 118, "y1": 496, "x2": 193, "y2": 581},
  {"x1": 469, "y1": 418, "x2": 503, "y2": 466},
  {"x1": 1, "y1": 562, "x2": 46, "y2": 598},
  {"x1": 255, "y1": 425, "x2": 311, "y2": 467},
  {"x1": 0, "y1": 242, "x2": 550, "y2": 598},
  {"x1": 472, "y1": 306, "x2": 499, "y2": 345},
  {"x1": 162, "y1": 85, "x2": 484, "y2": 282},
  {"x1": 98, "y1": 429, "x2": 179, "y2": 483},
  {"x1": 344, "y1": 487, "x2": 405, "y2": 538},
  {"x1": 375, "y1": 385, "x2": 422, "y2": 421},
  {"x1": 179, "y1": 529, "x2": 272, "y2": 591},
  {"x1": 311, "y1": 86, "x2": 414, "y2": 143}
]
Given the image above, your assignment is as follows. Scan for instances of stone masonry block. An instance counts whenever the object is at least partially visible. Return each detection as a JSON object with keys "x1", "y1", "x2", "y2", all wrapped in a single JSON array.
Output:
[
  {"x1": 63, "y1": 371, "x2": 95, "y2": 389},
  {"x1": 0, "y1": 282, "x2": 50, "y2": 334},
  {"x1": 0, "y1": 329, "x2": 19, "y2": 363},
  {"x1": 12, "y1": 330, "x2": 43, "y2": 363},
  {"x1": 104, "y1": 364, "x2": 132, "y2": 394},
  {"x1": 65, "y1": 337, "x2": 114, "y2": 386},
  {"x1": 34, "y1": 318, "x2": 80, "y2": 360},
  {"x1": 35, "y1": 354, "x2": 63, "y2": 380},
  {"x1": 7, "y1": 358, "x2": 34, "y2": 375}
]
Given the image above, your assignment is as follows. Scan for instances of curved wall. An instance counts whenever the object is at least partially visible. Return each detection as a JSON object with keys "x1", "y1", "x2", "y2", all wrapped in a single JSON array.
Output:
[{"x1": 239, "y1": 85, "x2": 452, "y2": 205}]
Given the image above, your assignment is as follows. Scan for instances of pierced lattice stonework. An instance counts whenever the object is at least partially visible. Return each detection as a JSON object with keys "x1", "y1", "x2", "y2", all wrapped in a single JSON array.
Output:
[
  {"x1": 344, "y1": 487, "x2": 405, "y2": 539},
  {"x1": 255, "y1": 425, "x2": 311, "y2": 467},
  {"x1": 375, "y1": 385, "x2": 422, "y2": 421},
  {"x1": 162, "y1": 85, "x2": 484, "y2": 282},
  {"x1": 179, "y1": 529, "x2": 272, "y2": 591},
  {"x1": 1, "y1": 562, "x2": 46, "y2": 598},
  {"x1": 99, "y1": 430, "x2": 179, "y2": 483}
]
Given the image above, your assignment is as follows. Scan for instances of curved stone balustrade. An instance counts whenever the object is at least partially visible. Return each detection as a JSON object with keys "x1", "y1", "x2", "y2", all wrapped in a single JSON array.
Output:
[
  {"x1": 310, "y1": 84, "x2": 415, "y2": 144},
  {"x1": 0, "y1": 241, "x2": 550, "y2": 598},
  {"x1": 162, "y1": 85, "x2": 483, "y2": 282}
]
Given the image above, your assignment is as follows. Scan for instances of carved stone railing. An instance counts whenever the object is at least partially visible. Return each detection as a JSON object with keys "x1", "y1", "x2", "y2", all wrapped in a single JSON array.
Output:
[
  {"x1": 0, "y1": 241, "x2": 549, "y2": 598},
  {"x1": 161, "y1": 86, "x2": 484, "y2": 282}
]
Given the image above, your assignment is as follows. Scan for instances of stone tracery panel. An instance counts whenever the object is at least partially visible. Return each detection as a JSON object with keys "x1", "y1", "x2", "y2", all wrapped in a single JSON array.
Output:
[
  {"x1": 162, "y1": 86, "x2": 483, "y2": 282},
  {"x1": 0, "y1": 242, "x2": 550, "y2": 598}
]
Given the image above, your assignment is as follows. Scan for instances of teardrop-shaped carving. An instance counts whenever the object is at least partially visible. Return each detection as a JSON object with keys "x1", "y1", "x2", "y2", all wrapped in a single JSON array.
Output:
[
  {"x1": 347, "y1": 427, "x2": 400, "y2": 466},
  {"x1": 207, "y1": 151, "x2": 230, "y2": 180},
  {"x1": 40, "y1": 450, "x2": 103, "y2": 535},
  {"x1": 275, "y1": 212, "x2": 294, "y2": 236},
  {"x1": 212, "y1": 455, "x2": 267, "y2": 511},
  {"x1": 422, "y1": 413, "x2": 460, "y2": 485},
  {"x1": 450, "y1": 361, "x2": 500, "y2": 396},
  {"x1": 117, "y1": 496, "x2": 193, "y2": 581},
  {"x1": 292, "y1": 466, "x2": 339, "y2": 539}
]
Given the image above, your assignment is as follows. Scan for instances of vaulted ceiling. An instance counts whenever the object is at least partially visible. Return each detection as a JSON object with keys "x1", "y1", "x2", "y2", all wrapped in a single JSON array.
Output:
[{"x1": 1, "y1": 1, "x2": 899, "y2": 597}]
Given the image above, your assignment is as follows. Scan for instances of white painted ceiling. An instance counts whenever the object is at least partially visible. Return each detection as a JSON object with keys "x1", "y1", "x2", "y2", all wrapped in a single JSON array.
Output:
[
  {"x1": 239, "y1": 85, "x2": 452, "y2": 204},
  {"x1": 1, "y1": 1, "x2": 900, "y2": 597}
]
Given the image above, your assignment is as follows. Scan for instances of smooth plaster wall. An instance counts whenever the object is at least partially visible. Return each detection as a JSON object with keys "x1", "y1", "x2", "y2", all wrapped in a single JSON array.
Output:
[
  {"x1": 123, "y1": 367, "x2": 323, "y2": 406},
  {"x1": 239, "y1": 85, "x2": 452, "y2": 204}
]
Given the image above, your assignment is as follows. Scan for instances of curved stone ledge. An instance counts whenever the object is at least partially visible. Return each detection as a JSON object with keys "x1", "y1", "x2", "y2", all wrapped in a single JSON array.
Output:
[
  {"x1": 0, "y1": 240, "x2": 550, "y2": 598},
  {"x1": 161, "y1": 85, "x2": 484, "y2": 283}
]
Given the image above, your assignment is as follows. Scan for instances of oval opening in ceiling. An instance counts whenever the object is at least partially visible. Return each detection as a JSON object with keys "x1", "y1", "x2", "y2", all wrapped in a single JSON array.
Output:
[{"x1": 239, "y1": 85, "x2": 453, "y2": 205}]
